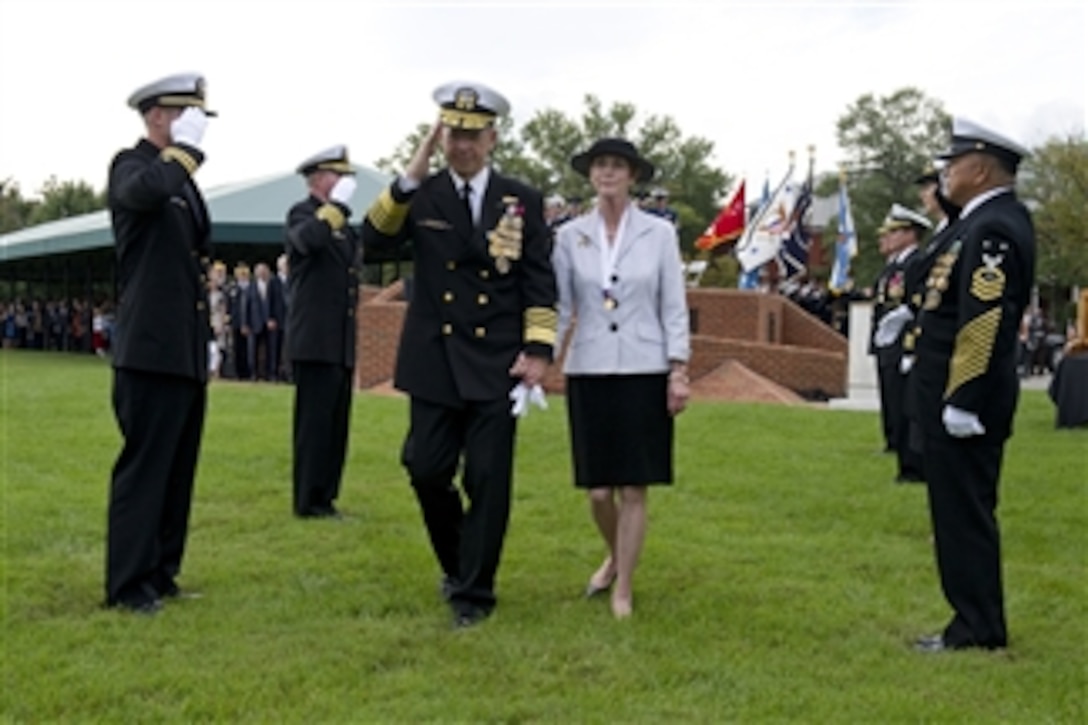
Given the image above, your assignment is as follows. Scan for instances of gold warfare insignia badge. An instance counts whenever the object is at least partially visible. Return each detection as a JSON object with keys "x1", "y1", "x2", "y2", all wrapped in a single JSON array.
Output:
[
  {"x1": 487, "y1": 196, "x2": 524, "y2": 275},
  {"x1": 970, "y1": 252, "x2": 1006, "y2": 302}
]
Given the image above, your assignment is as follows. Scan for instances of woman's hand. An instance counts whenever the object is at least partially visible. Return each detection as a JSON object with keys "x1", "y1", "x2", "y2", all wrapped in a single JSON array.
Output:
[{"x1": 667, "y1": 370, "x2": 690, "y2": 416}]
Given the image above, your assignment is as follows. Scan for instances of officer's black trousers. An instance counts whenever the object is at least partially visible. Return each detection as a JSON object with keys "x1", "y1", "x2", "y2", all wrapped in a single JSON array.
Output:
[
  {"x1": 292, "y1": 362, "x2": 353, "y2": 514},
  {"x1": 402, "y1": 396, "x2": 516, "y2": 614},
  {"x1": 924, "y1": 432, "x2": 1008, "y2": 648},
  {"x1": 877, "y1": 360, "x2": 901, "y2": 451},
  {"x1": 107, "y1": 369, "x2": 205, "y2": 604}
]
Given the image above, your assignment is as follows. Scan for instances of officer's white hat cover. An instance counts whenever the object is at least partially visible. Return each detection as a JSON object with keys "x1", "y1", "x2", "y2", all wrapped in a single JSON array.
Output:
[
  {"x1": 433, "y1": 81, "x2": 510, "y2": 130},
  {"x1": 127, "y1": 72, "x2": 217, "y2": 117}
]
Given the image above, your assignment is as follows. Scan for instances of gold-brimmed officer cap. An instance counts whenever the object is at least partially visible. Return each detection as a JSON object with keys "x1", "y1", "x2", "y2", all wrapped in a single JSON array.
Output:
[
  {"x1": 878, "y1": 202, "x2": 933, "y2": 234},
  {"x1": 296, "y1": 145, "x2": 354, "y2": 176},
  {"x1": 936, "y1": 116, "x2": 1029, "y2": 171},
  {"x1": 127, "y1": 72, "x2": 217, "y2": 116},
  {"x1": 433, "y1": 81, "x2": 510, "y2": 130}
]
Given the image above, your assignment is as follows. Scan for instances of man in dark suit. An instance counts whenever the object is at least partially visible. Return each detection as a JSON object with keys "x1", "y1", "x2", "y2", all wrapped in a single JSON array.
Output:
[
  {"x1": 910, "y1": 117, "x2": 1035, "y2": 652},
  {"x1": 106, "y1": 72, "x2": 216, "y2": 614},
  {"x1": 871, "y1": 203, "x2": 930, "y2": 481},
  {"x1": 284, "y1": 145, "x2": 362, "y2": 519},
  {"x1": 226, "y1": 262, "x2": 251, "y2": 380},
  {"x1": 362, "y1": 81, "x2": 558, "y2": 628},
  {"x1": 244, "y1": 262, "x2": 285, "y2": 381}
]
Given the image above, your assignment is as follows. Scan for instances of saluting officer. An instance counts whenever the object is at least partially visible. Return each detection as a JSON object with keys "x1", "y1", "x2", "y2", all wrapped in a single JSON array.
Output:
[
  {"x1": 871, "y1": 203, "x2": 931, "y2": 481},
  {"x1": 910, "y1": 118, "x2": 1035, "y2": 652},
  {"x1": 284, "y1": 145, "x2": 363, "y2": 519},
  {"x1": 361, "y1": 81, "x2": 558, "y2": 628},
  {"x1": 106, "y1": 73, "x2": 215, "y2": 613}
]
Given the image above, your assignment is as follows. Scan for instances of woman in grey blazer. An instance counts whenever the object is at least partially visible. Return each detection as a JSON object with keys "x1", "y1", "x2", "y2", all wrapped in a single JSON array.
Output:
[{"x1": 552, "y1": 138, "x2": 691, "y2": 619}]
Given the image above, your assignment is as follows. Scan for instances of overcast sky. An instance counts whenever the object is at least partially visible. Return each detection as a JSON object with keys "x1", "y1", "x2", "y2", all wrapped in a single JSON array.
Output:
[{"x1": 0, "y1": 0, "x2": 1084, "y2": 199}]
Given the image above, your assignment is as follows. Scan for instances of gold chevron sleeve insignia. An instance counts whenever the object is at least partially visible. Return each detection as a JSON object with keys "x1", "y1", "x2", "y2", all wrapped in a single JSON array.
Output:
[
  {"x1": 366, "y1": 187, "x2": 410, "y2": 235},
  {"x1": 315, "y1": 203, "x2": 346, "y2": 230},
  {"x1": 945, "y1": 306, "x2": 1001, "y2": 397},
  {"x1": 524, "y1": 306, "x2": 558, "y2": 346},
  {"x1": 160, "y1": 146, "x2": 199, "y2": 175}
]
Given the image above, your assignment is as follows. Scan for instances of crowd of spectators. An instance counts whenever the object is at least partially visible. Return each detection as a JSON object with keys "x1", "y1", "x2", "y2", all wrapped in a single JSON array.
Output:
[{"x1": 1, "y1": 297, "x2": 114, "y2": 356}]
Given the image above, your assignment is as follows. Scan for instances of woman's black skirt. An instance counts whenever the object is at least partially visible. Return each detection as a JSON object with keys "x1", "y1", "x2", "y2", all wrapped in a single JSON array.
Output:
[{"x1": 566, "y1": 373, "x2": 674, "y2": 488}]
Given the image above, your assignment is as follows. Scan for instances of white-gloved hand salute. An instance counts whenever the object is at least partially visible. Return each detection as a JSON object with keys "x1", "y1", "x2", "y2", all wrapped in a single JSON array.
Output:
[
  {"x1": 329, "y1": 175, "x2": 357, "y2": 210},
  {"x1": 170, "y1": 107, "x2": 209, "y2": 150}
]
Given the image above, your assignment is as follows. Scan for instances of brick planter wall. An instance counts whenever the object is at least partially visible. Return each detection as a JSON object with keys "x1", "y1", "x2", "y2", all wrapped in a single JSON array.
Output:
[{"x1": 355, "y1": 286, "x2": 847, "y2": 399}]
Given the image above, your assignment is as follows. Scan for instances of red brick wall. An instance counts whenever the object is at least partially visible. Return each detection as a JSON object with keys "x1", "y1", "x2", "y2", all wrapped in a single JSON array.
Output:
[{"x1": 354, "y1": 286, "x2": 847, "y2": 399}]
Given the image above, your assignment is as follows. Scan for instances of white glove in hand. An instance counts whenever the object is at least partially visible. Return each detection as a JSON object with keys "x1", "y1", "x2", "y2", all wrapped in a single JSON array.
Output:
[
  {"x1": 329, "y1": 176, "x2": 357, "y2": 206},
  {"x1": 874, "y1": 305, "x2": 913, "y2": 348},
  {"x1": 942, "y1": 405, "x2": 985, "y2": 438},
  {"x1": 899, "y1": 355, "x2": 915, "y2": 374},
  {"x1": 509, "y1": 382, "x2": 547, "y2": 418},
  {"x1": 170, "y1": 107, "x2": 208, "y2": 149}
]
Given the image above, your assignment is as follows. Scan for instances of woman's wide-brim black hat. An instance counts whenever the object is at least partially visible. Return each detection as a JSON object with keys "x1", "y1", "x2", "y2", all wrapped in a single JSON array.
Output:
[{"x1": 570, "y1": 137, "x2": 655, "y2": 184}]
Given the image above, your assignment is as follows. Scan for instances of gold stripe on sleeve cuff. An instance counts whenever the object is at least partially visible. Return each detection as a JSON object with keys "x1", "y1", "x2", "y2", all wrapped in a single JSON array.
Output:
[
  {"x1": 524, "y1": 306, "x2": 558, "y2": 346},
  {"x1": 366, "y1": 188, "x2": 410, "y2": 235},
  {"x1": 160, "y1": 146, "x2": 199, "y2": 175},
  {"x1": 316, "y1": 203, "x2": 346, "y2": 230},
  {"x1": 945, "y1": 306, "x2": 1001, "y2": 398}
]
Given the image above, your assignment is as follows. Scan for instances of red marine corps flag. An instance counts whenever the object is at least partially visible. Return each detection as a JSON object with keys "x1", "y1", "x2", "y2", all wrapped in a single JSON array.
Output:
[{"x1": 694, "y1": 180, "x2": 746, "y2": 252}]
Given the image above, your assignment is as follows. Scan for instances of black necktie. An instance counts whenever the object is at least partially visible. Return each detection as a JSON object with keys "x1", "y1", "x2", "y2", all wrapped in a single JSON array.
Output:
[{"x1": 461, "y1": 183, "x2": 474, "y2": 226}]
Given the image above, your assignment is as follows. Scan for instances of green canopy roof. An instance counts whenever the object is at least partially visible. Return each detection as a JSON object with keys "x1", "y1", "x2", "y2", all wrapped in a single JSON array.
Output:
[{"x1": 0, "y1": 164, "x2": 391, "y2": 263}]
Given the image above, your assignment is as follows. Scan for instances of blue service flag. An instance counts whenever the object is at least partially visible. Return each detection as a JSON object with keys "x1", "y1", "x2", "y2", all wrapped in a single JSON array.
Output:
[
  {"x1": 829, "y1": 177, "x2": 858, "y2": 292},
  {"x1": 777, "y1": 166, "x2": 813, "y2": 281}
]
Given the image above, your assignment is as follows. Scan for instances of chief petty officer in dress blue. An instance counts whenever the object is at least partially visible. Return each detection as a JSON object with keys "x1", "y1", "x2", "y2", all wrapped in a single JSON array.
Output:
[
  {"x1": 106, "y1": 72, "x2": 216, "y2": 614},
  {"x1": 910, "y1": 117, "x2": 1035, "y2": 653},
  {"x1": 284, "y1": 145, "x2": 363, "y2": 519},
  {"x1": 361, "y1": 81, "x2": 558, "y2": 629}
]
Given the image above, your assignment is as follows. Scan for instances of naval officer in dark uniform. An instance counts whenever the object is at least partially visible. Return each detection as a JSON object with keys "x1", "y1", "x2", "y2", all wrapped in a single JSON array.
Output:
[
  {"x1": 362, "y1": 81, "x2": 558, "y2": 628},
  {"x1": 106, "y1": 73, "x2": 216, "y2": 613},
  {"x1": 910, "y1": 117, "x2": 1034, "y2": 652},
  {"x1": 871, "y1": 203, "x2": 930, "y2": 481},
  {"x1": 284, "y1": 146, "x2": 363, "y2": 518}
]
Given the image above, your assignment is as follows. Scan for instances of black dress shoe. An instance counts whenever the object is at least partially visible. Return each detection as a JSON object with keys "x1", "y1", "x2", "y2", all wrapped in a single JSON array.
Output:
[
  {"x1": 451, "y1": 605, "x2": 491, "y2": 630},
  {"x1": 108, "y1": 590, "x2": 162, "y2": 616},
  {"x1": 297, "y1": 505, "x2": 343, "y2": 519}
]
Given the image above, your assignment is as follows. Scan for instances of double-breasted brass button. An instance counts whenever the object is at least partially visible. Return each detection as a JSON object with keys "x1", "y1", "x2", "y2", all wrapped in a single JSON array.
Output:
[
  {"x1": 442, "y1": 323, "x2": 452, "y2": 335},
  {"x1": 443, "y1": 291, "x2": 454, "y2": 303},
  {"x1": 197, "y1": 301, "x2": 206, "y2": 310},
  {"x1": 477, "y1": 293, "x2": 488, "y2": 305},
  {"x1": 475, "y1": 327, "x2": 486, "y2": 338},
  {"x1": 447, "y1": 261, "x2": 456, "y2": 271},
  {"x1": 479, "y1": 269, "x2": 490, "y2": 279}
]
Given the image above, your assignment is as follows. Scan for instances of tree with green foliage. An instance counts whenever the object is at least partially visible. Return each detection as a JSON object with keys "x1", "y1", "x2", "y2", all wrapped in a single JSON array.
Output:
[
  {"x1": 1018, "y1": 133, "x2": 1088, "y2": 322},
  {"x1": 374, "y1": 95, "x2": 732, "y2": 258},
  {"x1": 27, "y1": 176, "x2": 107, "y2": 226},
  {"x1": 827, "y1": 87, "x2": 950, "y2": 286},
  {"x1": 0, "y1": 178, "x2": 36, "y2": 233}
]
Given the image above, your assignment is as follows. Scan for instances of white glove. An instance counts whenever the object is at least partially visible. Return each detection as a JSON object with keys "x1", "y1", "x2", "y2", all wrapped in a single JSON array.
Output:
[
  {"x1": 329, "y1": 175, "x2": 357, "y2": 206},
  {"x1": 509, "y1": 382, "x2": 547, "y2": 418},
  {"x1": 874, "y1": 304, "x2": 913, "y2": 348},
  {"x1": 899, "y1": 355, "x2": 915, "y2": 374},
  {"x1": 170, "y1": 107, "x2": 209, "y2": 149},
  {"x1": 942, "y1": 405, "x2": 986, "y2": 438}
]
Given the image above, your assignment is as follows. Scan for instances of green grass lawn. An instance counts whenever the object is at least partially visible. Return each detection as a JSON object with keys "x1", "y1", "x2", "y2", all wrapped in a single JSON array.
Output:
[{"x1": 1, "y1": 350, "x2": 1085, "y2": 722}]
